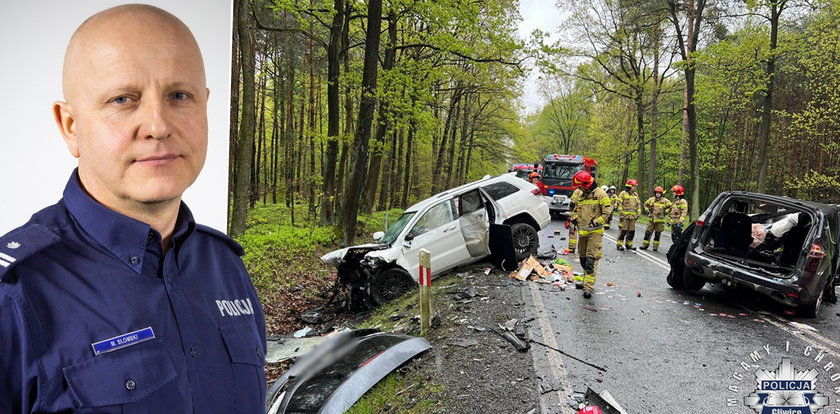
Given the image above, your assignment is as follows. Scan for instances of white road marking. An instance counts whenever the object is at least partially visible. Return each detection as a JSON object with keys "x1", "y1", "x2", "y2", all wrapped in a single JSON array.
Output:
[
  {"x1": 528, "y1": 283, "x2": 572, "y2": 403},
  {"x1": 600, "y1": 232, "x2": 840, "y2": 356}
]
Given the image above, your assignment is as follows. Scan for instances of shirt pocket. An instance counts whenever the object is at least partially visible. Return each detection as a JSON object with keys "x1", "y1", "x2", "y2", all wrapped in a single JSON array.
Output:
[
  {"x1": 62, "y1": 339, "x2": 184, "y2": 413},
  {"x1": 220, "y1": 323, "x2": 266, "y2": 413}
]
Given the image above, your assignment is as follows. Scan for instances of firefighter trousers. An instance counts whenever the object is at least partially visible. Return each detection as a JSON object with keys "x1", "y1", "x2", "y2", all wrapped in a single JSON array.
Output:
[
  {"x1": 616, "y1": 217, "x2": 636, "y2": 248},
  {"x1": 578, "y1": 230, "x2": 603, "y2": 293},
  {"x1": 568, "y1": 224, "x2": 578, "y2": 252},
  {"x1": 643, "y1": 221, "x2": 665, "y2": 249}
]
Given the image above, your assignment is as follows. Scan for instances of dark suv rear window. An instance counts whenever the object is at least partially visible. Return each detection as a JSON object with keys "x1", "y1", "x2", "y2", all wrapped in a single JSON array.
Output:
[{"x1": 482, "y1": 182, "x2": 519, "y2": 201}]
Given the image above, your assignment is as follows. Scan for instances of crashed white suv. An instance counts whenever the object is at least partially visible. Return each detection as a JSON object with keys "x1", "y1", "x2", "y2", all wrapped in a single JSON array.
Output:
[{"x1": 321, "y1": 173, "x2": 550, "y2": 305}]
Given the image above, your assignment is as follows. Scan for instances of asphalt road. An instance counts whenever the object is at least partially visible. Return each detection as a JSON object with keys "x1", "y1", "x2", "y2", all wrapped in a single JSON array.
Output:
[{"x1": 524, "y1": 216, "x2": 840, "y2": 413}]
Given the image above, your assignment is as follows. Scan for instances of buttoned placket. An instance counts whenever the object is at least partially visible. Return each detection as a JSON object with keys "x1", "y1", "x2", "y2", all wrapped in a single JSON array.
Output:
[{"x1": 159, "y1": 238, "x2": 204, "y2": 413}]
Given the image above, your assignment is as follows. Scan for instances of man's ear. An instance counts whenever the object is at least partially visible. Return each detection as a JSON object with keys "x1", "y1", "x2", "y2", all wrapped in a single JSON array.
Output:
[{"x1": 53, "y1": 101, "x2": 79, "y2": 158}]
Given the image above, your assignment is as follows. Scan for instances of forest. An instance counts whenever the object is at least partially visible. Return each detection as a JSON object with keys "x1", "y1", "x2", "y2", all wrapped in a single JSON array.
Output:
[{"x1": 228, "y1": 0, "x2": 840, "y2": 243}]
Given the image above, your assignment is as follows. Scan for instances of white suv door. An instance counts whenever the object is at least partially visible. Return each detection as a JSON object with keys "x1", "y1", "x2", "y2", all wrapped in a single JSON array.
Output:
[
  {"x1": 456, "y1": 189, "x2": 491, "y2": 258},
  {"x1": 401, "y1": 198, "x2": 470, "y2": 277}
]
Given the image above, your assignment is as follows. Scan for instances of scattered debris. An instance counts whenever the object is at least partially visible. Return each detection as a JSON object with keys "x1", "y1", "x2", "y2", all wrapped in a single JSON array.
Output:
[
  {"x1": 293, "y1": 326, "x2": 313, "y2": 338},
  {"x1": 529, "y1": 339, "x2": 606, "y2": 372},
  {"x1": 484, "y1": 267, "x2": 493, "y2": 275},
  {"x1": 790, "y1": 321, "x2": 819, "y2": 332},
  {"x1": 490, "y1": 327, "x2": 530, "y2": 352},
  {"x1": 448, "y1": 339, "x2": 479, "y2": 348},
  {"x1": 605, "y1": 281, "x2": 615, "y2": 287},
  {"x1": 636, "y1": 292, "x2": 641, "y2": 298},
  {"x1": 584, "y1": 387, "x2": 628, "y2": 414},
  {"x1": 298, "y1": 307, "x2": 329, "y2": 324},
  {"x1": 582, "y1": 306, "x2": 598, "y2": 312}
]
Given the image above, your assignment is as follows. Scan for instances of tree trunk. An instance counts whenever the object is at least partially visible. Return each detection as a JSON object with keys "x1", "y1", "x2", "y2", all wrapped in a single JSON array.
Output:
[
  {"x1": 756, "y1": 0, "x2": 785, "y2": 193},
  {"x1": 320, "y1": 0, "x2": 345, "y2": 224},
  {"x1": 229, "y1": 0, "x2": 255, "y2": 238},
  {"x1": 341, "y1": 0, "x2": 383, "y2": 246},
  {"x1": 635, "y1": 91, "x2": 646, "y2": 197},
  {"x1": 227, "y1": 0, "x2": 240, "y2": 233},
  {"x1": 648, "y1": 23, "x2": 661, "y2": 194},
  {"x1": 401, "y1": 120, "x2": 415, "y2": 208}
]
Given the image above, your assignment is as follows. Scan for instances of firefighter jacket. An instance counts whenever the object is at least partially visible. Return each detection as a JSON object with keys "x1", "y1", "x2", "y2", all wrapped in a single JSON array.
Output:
[
  {"x1": 645, "y1": 196, "x2": 672, "y2": 223},
  {"x1": 670, "y1": 197, "x2": 688, "y2": 223},
  {"x1": 573, "y1": 187, "x2": 613, "y2": 235},
  {"x1": 610, "y1": 194, "x2": 619, "y2": 211},
  {"x1": 618, "y1": 190, "x2": 641, "y2": 219}
]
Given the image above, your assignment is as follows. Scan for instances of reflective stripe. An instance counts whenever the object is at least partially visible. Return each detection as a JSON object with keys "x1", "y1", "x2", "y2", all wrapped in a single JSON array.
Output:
[
  {"x1": 579, "y1": 228, "x2": 604, "y2": 235},
  {"x1": 578, "y1": 200, "x2": 600, "y2": 206}
]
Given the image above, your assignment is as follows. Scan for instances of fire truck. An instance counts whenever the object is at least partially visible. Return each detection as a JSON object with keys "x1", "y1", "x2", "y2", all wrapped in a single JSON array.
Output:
[
  {"x1": 509, "y1": 163, "x2": 543, "y2": 180},
  {"x1": 539, "y1": 154, "x2": 598, "y2": 215}
]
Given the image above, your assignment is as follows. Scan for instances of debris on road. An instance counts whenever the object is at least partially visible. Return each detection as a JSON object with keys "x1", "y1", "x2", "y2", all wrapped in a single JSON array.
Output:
[
  {"x1": 790, "y1": 321, "x2": 819, "y2": 332},
  {"x1": 490, "y1": 326, "x2": 530, "y2": 352},
  {"x1": 583, "y1": 387, "x2": 628, "y2": 414},
  {"x1": 298, "y1": 307, "x2": 330, "y2": 324},
  {"x1": 293, "y1": 326, "x2": 313, "y2": 338},
  {"x1": 636, "y1": 291, "x2": 641, "y2": 297}
]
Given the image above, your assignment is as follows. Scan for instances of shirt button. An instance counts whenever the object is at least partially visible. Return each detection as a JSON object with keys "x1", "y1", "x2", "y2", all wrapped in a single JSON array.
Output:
[
  {"x1": 129, "y1": 256, "x2": 140, "y2": 265},
  {"x1": 125, "y1": 379, "x2": 136, "y2": 391},
  {"x1": 191, "y1": 347, "x2": 197, "y2": 358}
]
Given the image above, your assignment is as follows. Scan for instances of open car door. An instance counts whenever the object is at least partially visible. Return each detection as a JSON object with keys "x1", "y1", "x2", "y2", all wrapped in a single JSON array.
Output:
[{"x1": 457, "y1": 189, "x2": 491, "y2": 258}]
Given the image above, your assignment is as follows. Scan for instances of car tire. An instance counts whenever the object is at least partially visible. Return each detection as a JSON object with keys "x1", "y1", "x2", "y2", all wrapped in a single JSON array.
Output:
[
  {"x1": 681, "y1": 265, "x2": 706, "y2": 291},
  {"x1": 511, "y1": 222, "x2": 539, "y2": 261},
  {"x1": 799, "y1": 288, "x2": 823, "y2": 318},
  {"x1": 371, "y1": 268, "x2": 417, "y2": 306},
  {"x1": 666, "y1": 268, "x2": 684, "y2": 289}
]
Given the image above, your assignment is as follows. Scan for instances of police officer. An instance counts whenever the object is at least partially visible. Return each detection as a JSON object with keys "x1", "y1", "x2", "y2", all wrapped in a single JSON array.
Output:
[
  {"x1": 669, "y1": 185, "x2": 689, "y2": 242},
  {"x1": 570, "y1": 171, "x2": 612, "y2": 298},
  {"x1": 641, "y1": 186, "x2": 672, "y2": 251},
  {"x1": 0, "y1": 6, "x2": 266, "y2": 413},
  {"x1": 616, "y1": 179, "x2": 641, "y2": 250}
]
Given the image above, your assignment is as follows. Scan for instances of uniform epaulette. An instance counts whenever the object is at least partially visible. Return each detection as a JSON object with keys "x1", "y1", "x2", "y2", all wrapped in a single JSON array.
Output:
[
  {"x1": 0, "y1": 224, "x2": 61, "y2": 280},
  {"x1": 196, "y1": 224, "x2": 245, "y2": 256}
]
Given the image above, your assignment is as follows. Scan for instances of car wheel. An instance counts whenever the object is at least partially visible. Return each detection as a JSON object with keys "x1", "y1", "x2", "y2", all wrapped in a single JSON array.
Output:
[
  {"x1": 371, "y1": 268, "x2": 417, "y2": 306},
  {"x1": 666, "y1": 268, "x2": 684, "y2": 289},
  {"x1": 681, "y1": 265, "x2": 706, "y2": 291},
  {"x1": 511, "y1": 222, "x2": 539, "y2": 261},
  {"x1": 799, "y1": 288, "x2": 823, "y2": 318}
]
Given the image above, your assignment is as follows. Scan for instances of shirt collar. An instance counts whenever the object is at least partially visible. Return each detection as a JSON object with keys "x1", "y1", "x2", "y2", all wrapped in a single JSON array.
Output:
[{"x1": 62, "y1": 169, "x2": 197, "y2": 273}]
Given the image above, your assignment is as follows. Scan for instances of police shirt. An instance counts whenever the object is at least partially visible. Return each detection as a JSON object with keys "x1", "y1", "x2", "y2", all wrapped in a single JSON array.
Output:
[{"x1": 0, "y1": 170, "x2": 266, "y2": 413}]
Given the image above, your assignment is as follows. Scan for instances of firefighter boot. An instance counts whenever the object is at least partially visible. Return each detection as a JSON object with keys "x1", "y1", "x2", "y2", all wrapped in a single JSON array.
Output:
[
  {"x1": 582, "y1": 257, "x2": 596, "y2": 298},
  {"x1": 573, "y1": 273, "x2": 584, "y2": 289},
  {"x1": 640, "y1": 231, "x2": 652, "y2": 250},
  {"x1": 653, "y1": 231, "x2": 663, "y2": 251},
  {"x1": 616, "y1": 230, "x2": 626, "y2": 250},
  {"x1": 626, "y1": 230, "x2": 637, "y2": 250}
]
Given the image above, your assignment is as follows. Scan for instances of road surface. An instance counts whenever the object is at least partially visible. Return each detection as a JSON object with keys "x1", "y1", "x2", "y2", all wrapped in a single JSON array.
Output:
[{"x1": 524, "y1": 216, "x2": 840, "y2": 413}]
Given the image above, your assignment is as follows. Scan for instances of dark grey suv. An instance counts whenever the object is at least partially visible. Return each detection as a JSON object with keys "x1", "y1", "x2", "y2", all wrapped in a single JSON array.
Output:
[{"x1": 668, "y1": 191, "x2": 839, "y2": 317}]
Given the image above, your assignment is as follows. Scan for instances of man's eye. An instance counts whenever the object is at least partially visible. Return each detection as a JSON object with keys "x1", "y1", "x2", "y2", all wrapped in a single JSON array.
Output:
[
  {"x1": 112, "y1": 96, "x2": 130, "y2": 104},
  {"x1": 171, "y1": 92, "x2": 189, "y2": 101}
]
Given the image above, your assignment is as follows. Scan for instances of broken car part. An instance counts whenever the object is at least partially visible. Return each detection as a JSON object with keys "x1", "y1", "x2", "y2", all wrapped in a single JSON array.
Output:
[{"x1": 266, "y1": 329, "x2": 431, "y2": 414}]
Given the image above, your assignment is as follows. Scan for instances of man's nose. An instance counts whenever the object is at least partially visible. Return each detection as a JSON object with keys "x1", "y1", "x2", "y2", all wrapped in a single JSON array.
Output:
[{"x1": 139, "y1": 97, "x2": 171, "y2": 140}]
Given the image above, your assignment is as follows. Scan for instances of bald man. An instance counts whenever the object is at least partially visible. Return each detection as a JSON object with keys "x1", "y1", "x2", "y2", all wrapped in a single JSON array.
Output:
[{"x1": 0, "y1": 5, "x2": 266, "y2": 413}]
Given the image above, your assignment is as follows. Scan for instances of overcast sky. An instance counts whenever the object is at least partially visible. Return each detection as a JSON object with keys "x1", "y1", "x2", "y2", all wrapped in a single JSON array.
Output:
[
  {"x1": 0, "y1": 1, "x2": 231, "y2": 235},
  {"x1": 518, "y1": 0, "x2": 562, "y2": 114}
]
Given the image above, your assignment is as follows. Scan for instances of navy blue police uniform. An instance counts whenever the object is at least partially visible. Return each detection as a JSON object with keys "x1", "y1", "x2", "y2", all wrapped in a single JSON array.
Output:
[{"x1": 0, "y1": 170, "x2": 266, "y2": 413}]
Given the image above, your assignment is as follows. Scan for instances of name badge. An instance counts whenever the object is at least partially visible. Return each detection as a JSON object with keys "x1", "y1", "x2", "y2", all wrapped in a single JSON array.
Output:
[{"x1": 91, "y1": 327, "x2": 156, "y2": 356}]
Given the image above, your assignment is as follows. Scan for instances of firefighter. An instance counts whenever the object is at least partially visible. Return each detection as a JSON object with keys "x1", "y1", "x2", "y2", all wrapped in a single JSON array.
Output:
[
  {"x1": 607, "y1": 185, "x2": 618, "y2": 230},
  {"x1": 669, "y1": 185, "x2": 689, "y2": 243},
  {"x1": 570, "y1": 171, "x2": 612, "y2": 298},
  {"x1": 567, "y1": 188, "x2": 580, "y2": 254},
  {"x1": 641, "y1": 186, "x2": 672, "y2": 251},
  {"x1": 616, "y1": 179, "x2": 641, "y2": 250},
  {"x1": 600, "y1": 186, "x2": 612, "y2": 230}
]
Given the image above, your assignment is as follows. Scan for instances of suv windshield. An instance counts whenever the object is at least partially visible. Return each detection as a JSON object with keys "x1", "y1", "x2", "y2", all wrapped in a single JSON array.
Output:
[
  {"x1": 543, "y1": 163, "x2": 581, "y2": 179},
  {"x1": 379, "y1": 212, "x2": 416, "y2": 245}
]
